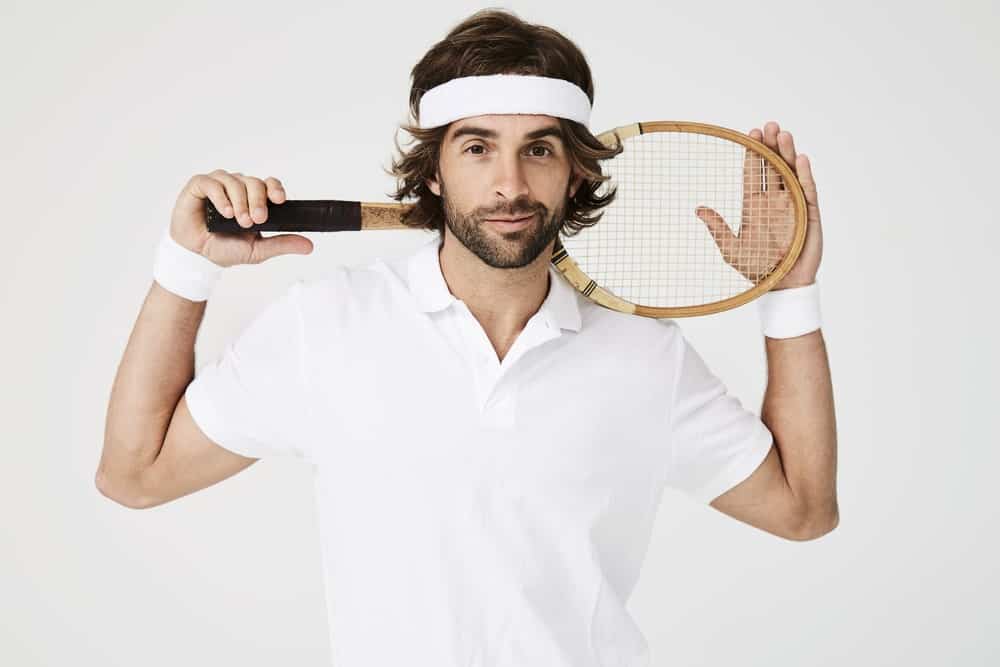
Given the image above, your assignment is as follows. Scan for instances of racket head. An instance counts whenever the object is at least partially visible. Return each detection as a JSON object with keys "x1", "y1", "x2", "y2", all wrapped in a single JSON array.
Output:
[{"x1": 552, "y1": 120, "x2": 809, "y2": 318}]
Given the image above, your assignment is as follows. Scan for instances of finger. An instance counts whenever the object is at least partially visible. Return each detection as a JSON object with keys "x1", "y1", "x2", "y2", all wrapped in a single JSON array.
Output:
[
  {"x1": 191, "y1": 175, "x2": 234, "y2": 218},
  {"x1": 234, "y1": 174, "x2": 270, "y2": 224},
  {"x1": 796, "y1": 154, "x2": 820, "y2": 208},
  {"x1": 695, "y1": 206, "x2": 737, "y2": 248},
  {"x1": 264, "y1": 176, "x2": 286, "y2": 204},
  {"x1": 743, "y1": 145, "x2": 766, "y2": 194},
  {"x1": 776, "y1": 130, "x2": 797, "y2": 169},
  {"x1": 210, "y1": 170, "x2": 253, "y2": 228},
  {"x1": 764, "y1": 120, "x2": 781, "y2": 192},
  {"x1": 249, "y1": 234, "x2": 314, "y2": 263},
  {"x1": 763, "y1": 121, "x2": 780, "y2": 150},
  {"x1": 763, "y1": 158, "x2": 784, "y2": 193},
  {"x1": 749, "y1": 128, "x2": 763, "y2": 142}
]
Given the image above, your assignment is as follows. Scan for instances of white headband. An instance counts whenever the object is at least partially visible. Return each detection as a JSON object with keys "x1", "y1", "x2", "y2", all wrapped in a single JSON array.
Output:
[{"x1": 416, "y1": 74, "x2": 592, "y2": 129}]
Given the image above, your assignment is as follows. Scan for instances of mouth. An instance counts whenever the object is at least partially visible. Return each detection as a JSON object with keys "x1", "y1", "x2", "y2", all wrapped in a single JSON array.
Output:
[{"x1": 483, "y1": 214, "x2": 535, "y2": 231}]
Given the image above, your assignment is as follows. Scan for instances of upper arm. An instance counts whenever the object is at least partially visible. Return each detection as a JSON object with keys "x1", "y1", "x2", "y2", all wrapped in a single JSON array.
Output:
[
  {"x1": 177, "y1": 280, "x2": 315, "y2": 462},
  {"x1": 709, "y1": 444, "x2": 807, "y2": 540},
  {"x1": 131, "y1": 394, "x2": 258, "y2": 509}
]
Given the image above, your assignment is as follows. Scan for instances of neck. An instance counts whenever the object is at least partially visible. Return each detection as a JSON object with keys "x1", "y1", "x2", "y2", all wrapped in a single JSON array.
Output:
[{"x1": 437, "y1": 227, "x2": 553, "y2": 361}]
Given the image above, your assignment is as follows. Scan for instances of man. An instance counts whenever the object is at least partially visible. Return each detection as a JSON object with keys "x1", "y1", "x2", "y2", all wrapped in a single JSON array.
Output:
[{"x1": 98, "y1": 8, "x2": 837, "y2": 666}]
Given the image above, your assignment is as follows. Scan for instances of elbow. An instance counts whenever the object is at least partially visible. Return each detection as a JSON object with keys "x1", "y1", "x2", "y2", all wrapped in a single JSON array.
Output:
[
  {"x1": 787, "y1": 503, "x2": 840, "y2": 541},
  {"x1": 95, "y1": 469, "x2": 152, "y2": 510}
]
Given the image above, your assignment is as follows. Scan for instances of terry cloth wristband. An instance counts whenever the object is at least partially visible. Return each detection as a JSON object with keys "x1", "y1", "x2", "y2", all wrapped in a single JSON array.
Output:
[
  {"x1": 756, "y1": 281, "x2": 822, "y2": 339},
  {"x1": 152, "y1": 224, "x2": 224, "y2": 302}
]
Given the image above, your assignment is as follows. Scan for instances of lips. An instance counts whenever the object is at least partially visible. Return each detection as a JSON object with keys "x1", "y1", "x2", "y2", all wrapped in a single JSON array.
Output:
[
  {"x1": 484, "y1": 214, "x2": 533, "y2": 223},
  {"x1": 484, "y1": 214, "x2": 534, "y2": 231}
]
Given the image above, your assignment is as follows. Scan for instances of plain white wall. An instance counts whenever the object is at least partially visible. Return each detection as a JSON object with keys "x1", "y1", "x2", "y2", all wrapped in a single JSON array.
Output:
[{"x1": 2, "y1": 0, "x2": 996, "y2": 664}]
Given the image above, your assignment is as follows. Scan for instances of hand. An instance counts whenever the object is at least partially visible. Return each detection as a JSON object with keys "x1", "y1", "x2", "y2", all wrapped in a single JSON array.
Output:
[
  {"x1": 169, "y1": 170, "x2": 313, "y2": 267},
  {"x1": 695, "y1": 121, "x2": 823, "y2": 289}
]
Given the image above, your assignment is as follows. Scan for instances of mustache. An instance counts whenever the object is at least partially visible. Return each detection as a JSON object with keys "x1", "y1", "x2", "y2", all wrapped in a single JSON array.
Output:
[{"x1": 474, "y1": 196, "x2": 547, "y2": 220}]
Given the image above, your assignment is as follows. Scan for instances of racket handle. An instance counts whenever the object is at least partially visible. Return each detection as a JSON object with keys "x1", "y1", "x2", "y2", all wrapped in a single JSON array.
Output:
[{"x1": 205, "y1": 199, "x2": 363, "y2": 233}]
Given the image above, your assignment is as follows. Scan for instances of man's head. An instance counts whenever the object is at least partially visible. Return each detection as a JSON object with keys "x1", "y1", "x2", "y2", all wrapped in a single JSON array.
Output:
[
  {"x1": 432, "y1": 114, "x2": 572, "y2": 269},
  {"x1": 390, "y1": 9, "x2": 622, "y2": 267}
]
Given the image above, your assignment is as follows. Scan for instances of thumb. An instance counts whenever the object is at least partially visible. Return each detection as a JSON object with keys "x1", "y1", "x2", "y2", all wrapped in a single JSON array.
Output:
[
  {"x1": 249, "y1": 234, "x2": 314, "y2": 263},
  {"x1": 695, "y1": 206, "x2": 734, "y2": 249}
]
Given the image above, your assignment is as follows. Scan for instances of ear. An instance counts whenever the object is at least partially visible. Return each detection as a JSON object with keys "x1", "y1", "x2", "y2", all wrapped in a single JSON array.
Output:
[{"x1": 426, "y1": 170, "x2": 441, "y2": 197}]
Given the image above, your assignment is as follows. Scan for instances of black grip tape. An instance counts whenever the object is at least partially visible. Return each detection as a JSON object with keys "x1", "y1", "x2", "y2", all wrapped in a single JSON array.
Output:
[{"x1": 205, "y1": 200, "x2": 362, "y2": 233}]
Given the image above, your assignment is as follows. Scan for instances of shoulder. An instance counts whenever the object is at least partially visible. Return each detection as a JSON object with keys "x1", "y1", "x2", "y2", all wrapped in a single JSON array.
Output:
[
  {"x1": 295, "y1": 255, "x2": 416, "y2": 325},
  {"x1": 578, "y1": 298, "x2": 684, "y2": 350},
  {"x1": 568, "y1": 300, "x2": 688, "y2": 385}
]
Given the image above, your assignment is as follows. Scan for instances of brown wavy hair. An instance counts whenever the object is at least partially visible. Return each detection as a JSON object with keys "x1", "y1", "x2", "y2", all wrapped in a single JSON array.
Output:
[{"x1": 388, "y1": 9, "x2": 622, "y2": 237}]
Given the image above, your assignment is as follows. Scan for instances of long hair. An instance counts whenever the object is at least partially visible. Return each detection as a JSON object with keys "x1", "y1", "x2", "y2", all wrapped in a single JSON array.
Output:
[{"x1": 388, "y1": 9, "x2": 622, "y2": 236}]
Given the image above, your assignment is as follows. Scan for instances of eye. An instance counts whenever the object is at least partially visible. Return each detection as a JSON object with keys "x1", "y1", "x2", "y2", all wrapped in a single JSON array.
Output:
[
  {"x1": 528, "y1": 144, "x2": 553, "y2": 157},
  {"x1": 464, "y1": 144, "x2": 486, "y2": 155}
]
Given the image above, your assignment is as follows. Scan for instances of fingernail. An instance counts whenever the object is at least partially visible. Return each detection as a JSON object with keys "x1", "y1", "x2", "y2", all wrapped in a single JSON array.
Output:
[{"x1": 253, "y1": 207, "x2": 266, "y2": 221}]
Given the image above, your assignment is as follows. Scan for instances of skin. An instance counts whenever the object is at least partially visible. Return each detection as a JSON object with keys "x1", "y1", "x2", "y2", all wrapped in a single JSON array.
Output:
[
  {"x1": 98, "y1": 114, "x2": 835, "y2": 540},
  {"x1": 695, "y1": 122, "x2": 823, "y2": 289},
  {"x1": 427, "y1": 116, "x2": 824, "y2": 362},
  {"x1": 699, "y1": 121, "x2": 836, "y2": 539},
  {"x1": 427, "y1": 114, "x2": 582, "y2": 362},
  {"x1": 428, "y1": 116, "x2": 837, "y2": 540}
]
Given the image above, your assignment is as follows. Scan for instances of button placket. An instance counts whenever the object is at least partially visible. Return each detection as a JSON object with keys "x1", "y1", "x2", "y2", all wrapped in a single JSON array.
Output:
[
  {"x1": 453, "y1": 303, "x2": 499, "y2": 412},
  {"x1": 481, "y1": 387, "x2": 517, "y2": 430},
  {"x1": 454, "y1": 302, "x2": 562, "y2": 419}
]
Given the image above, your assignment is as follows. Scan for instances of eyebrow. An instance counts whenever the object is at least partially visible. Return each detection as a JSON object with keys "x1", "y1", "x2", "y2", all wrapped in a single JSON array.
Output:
[{"x1": 448, "y1": 125, "x2": 565, "y2": 144}]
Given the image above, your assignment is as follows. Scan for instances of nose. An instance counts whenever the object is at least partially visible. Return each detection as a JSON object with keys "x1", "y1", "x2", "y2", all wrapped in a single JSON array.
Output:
[{"x1": 492, "y1": 150, "x2": 530, "y2": 202}]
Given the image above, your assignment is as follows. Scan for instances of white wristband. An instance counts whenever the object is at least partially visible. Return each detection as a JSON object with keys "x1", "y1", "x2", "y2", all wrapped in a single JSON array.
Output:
[
  {"x1": 756, "y1": 281, "x2": 822, "y2": 339},
  {"x1": 152, "y1": 225, "x2": 224, "y2": 302}
]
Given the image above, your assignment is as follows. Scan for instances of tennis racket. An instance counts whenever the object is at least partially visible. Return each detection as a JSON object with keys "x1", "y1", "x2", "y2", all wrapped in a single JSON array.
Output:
[{"x1": 205, "y1": 121, "x2": 808, "y2": 318}]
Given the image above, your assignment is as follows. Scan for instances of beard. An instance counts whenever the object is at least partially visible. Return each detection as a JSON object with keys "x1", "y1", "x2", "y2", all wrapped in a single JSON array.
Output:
[{"x1": 440, "y1": 181, "x2": 565, "y2": 269}]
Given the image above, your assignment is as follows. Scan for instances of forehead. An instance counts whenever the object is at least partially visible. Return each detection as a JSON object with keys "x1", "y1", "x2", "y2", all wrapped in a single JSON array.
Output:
[{"x1": 444, "y1": 114, "x2": 562, "y2": 141}]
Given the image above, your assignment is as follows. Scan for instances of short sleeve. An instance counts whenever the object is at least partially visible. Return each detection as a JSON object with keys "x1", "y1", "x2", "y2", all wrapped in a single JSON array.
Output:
[
  {"x1": 184, "y1": 280, "x2": 313, "y2": 462},
  {"x1": 664, "y1": 333, "x2": 774, "y2": 504}
]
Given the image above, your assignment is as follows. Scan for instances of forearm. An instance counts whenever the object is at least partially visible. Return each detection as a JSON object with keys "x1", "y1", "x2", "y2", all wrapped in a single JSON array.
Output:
[
  {"x1": 97, "y1": 281, "x2": 206, "y2": 490},
  {"x1": 760, "y1": 328, "x2": 839, "y2": 528}
]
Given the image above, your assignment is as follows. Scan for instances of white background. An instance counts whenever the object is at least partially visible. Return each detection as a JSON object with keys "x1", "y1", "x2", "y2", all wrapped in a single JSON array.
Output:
[{"x1": 2, "y1": 0, "x2": 997, "y2": 665}]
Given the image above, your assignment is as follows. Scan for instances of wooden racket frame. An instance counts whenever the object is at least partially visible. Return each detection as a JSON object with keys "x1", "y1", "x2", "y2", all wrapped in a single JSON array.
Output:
[
  {"x1": 354, "y1": 120, "x2": 808, "y2": 318},
  {"x1": 550, "y1": 121, "x2": 809, "y2": 318}
]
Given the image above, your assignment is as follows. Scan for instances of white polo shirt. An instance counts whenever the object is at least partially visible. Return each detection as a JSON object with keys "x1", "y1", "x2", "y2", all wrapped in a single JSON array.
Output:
[{"x1": 185, "y1": 231, "x2": 773, "y2": 667}]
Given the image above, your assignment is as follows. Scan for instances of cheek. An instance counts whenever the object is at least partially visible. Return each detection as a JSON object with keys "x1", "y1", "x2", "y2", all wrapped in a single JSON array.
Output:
[
  {"x1": 529, "y1": 168, "x2": 572, "y2": 204},
  {"x1": 443, "y1": 177, "x2": 474, "y2": 203}
]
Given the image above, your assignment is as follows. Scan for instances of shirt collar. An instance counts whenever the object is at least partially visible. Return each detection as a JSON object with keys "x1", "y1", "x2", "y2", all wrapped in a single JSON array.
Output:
[{"x1": 405, "y1": 233, "x2": 582, "y2": 332}]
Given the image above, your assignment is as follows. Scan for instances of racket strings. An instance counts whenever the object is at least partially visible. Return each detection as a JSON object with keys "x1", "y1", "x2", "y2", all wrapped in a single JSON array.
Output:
[{"x1": 560, "y1": 131, "x2": 795, "y2": 309}]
